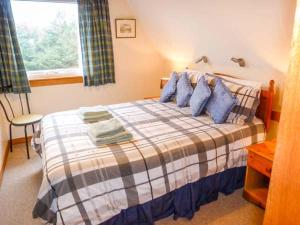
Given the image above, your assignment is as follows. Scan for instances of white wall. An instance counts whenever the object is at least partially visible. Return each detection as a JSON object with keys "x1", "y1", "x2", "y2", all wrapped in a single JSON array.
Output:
[
  {"x1": 127, "y1": 0, "x2": 296, "y2": 107},
  {"x1": 127, "y1": 0, "x2": 297, "y2": 138},
  {"x1": 0, "y1": 0, "x2": 166, "y2": 141}
]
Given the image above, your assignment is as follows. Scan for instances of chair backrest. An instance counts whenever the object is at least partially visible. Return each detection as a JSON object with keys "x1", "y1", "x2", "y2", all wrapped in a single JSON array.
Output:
[{"x1": 0, "y1": 92, "x2": 31, "y2": 123}]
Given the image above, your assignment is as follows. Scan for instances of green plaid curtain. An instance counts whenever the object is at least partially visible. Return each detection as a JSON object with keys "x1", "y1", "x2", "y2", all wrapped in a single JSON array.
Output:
[
  {"x1": 78, "y1": 0, "x2": 115, "y2": 86},
  {"x1": 0, "y1": 0, "x2": 30, "y2": 93}
]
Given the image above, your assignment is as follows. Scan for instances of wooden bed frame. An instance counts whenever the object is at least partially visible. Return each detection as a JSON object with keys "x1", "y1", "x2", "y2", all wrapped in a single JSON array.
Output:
[{"x1": 159, "y1": 74, "x2": 275, "y2": 132}]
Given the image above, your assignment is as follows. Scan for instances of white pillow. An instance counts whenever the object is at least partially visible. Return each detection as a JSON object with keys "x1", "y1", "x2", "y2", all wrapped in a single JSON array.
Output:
[
  {"x1": 183, "y1": 70, "x2": 262, "y2": 89},
  {"x1": 205, "y1": 73, "x2": 262, "y2": 89},
  {"x1": 183, "y1": 69, "x2": 205, "y2": 83}
]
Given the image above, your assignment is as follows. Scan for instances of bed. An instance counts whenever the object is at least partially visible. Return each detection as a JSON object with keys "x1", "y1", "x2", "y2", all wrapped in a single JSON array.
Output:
[{"x1": 33, "y1": 76, "x2": 274, "y2": 225}]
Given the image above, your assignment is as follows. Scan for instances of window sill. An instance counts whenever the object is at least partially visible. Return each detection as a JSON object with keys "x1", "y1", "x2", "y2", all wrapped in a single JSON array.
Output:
[{"x1": 29, "y1": 75, "x2": 83, "y2": 87}]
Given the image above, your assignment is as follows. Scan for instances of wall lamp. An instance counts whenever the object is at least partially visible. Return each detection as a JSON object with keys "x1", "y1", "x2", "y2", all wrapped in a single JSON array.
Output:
[
  {"x1": 195, "y1": 56, "x2": 209, "y2": 64},
  {"x1": 186, "y1": 56, "x2": 209, "y2": 69},
  {"x1": 231, "y1": 57, "x2": 245, "y2": 67}
]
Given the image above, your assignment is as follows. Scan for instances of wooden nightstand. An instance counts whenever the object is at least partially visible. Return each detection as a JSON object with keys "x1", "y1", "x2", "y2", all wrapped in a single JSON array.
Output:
[
  {"x1": 243, "y1": 140, "x2": 276, "y2": 208},
  {"x1": 144, "y1": 96, "x2": 160, "y2": 100}
]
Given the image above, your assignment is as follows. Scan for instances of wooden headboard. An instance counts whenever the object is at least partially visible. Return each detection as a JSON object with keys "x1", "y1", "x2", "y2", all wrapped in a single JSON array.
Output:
[{"x1": 160, "y1": 74, "x2": 275, "y2": 132}]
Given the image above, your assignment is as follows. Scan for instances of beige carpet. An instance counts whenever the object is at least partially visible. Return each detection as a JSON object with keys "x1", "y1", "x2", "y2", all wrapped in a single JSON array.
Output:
[{"x1": 0, "y1": 144, "x2": 264, "y2": 225}]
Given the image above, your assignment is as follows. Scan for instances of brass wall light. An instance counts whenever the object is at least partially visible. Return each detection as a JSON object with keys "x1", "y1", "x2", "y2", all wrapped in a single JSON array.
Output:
[
  {"x1": 231, "y1": 57, "x2": 245, "y2": 67},
  {"x1": 195, "y1": 56, "x2": 209, "y2": 64},
  {"x1": 186, "y1": 56, "x2": 209, "y2": 69}
]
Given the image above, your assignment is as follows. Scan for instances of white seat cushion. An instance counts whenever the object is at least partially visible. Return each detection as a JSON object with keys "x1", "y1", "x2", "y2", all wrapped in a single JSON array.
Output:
[{"x1": 12, "y1": 114, "x2": 43, "y2": 125}]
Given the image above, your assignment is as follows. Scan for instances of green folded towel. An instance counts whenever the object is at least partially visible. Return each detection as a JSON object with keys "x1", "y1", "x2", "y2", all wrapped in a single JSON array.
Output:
[
  {"x1": 79, "y1": 113, "x2": 113, "y2": 122},
  {"x1": 88, "y1": 118, "x2": 125, "y2": 138},
  {"x1": 79, "y1": 106, "x2": 109, "y2": 117},
  {"x1": 89, "y1": 130, "x2": 133, "y2": 145},
  {"x1": 87, "y1": 117, "x2": 133, "y2": 145}
]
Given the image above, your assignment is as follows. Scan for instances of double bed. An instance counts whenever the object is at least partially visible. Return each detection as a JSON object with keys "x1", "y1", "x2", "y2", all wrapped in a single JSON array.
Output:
[{"x1": 33, "y1": 75, "x2": 274, "y2": 225}]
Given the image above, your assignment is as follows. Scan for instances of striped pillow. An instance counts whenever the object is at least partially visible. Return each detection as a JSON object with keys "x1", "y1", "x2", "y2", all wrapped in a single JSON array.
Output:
[
  {"x1": 223, "y1": 80, "x2": 260, "y2": 124},
  {"x1": 205, "y1": 74, "x2": 261, "y2": 125}
]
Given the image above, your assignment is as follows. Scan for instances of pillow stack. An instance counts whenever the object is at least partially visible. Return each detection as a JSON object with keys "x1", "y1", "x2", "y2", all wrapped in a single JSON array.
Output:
[
  {"x1": 159, "y1": 72, "x2": 261, "y2": 125},
  {"x1": 203, "y1": 73, "x2": 261, "y2": 124}
]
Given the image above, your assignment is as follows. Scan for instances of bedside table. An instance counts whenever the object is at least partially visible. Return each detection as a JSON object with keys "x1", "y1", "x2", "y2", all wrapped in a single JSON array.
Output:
[
  {"x1": 144, "y1": 96, "x2": 160, "y2": 100},
  {"x1": 243, "y1": 140, "x2": 276, "y2": 208}
]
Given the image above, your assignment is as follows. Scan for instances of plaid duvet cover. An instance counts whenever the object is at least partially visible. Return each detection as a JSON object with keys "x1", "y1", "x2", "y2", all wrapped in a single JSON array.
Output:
[{"x1": 33, "y1": 99, "x2": 265, "y2": 225}]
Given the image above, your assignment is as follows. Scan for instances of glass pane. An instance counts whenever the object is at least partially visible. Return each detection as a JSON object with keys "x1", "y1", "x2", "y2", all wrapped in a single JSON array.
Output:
[{"x1": 11, "y1": 1, "x2": 81, "y2": 77}]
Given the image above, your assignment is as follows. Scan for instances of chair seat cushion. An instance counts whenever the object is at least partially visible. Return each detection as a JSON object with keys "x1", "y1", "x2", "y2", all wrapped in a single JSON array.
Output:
[{"x1": 12, "y1": 114, "x2": 43, "y2": 125}]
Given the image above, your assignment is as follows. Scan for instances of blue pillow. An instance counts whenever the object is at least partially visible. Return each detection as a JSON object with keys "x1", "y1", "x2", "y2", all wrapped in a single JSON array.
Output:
[
  {"x1": 190, "y1": 76, "x2": 211, "y2": 116},
  {"x1": 176, "y1": 72, "x2": 194, "y2": 107},
  {"x1": 206, "y1": 79, "x2": 238, "y2": 124},
  {"x1": 160, "y1": 72, "x2": 178, "y2": 102}
]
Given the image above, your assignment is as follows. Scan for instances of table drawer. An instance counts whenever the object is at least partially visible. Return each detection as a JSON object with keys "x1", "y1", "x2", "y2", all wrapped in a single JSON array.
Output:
[{"x1": 248, "y1": 152, "x2": 272, "y2": 177}]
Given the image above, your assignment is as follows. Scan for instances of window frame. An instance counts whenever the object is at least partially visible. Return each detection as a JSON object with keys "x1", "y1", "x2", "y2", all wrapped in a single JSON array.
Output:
[{"x1": 29, "y1": 75, "x2": 83, "y2": 87}]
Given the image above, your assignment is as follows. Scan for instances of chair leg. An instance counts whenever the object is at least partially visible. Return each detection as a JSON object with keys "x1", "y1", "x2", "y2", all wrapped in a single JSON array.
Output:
[
  {"x1": 32, "y1": 124, "x2": 35, "y2": 133},
  {"x1": 9, "y1": 124, "x2": 13, "y2": 152},
  {"x1": 24, "y1": 125, "x2": 30, "y2": 159}
]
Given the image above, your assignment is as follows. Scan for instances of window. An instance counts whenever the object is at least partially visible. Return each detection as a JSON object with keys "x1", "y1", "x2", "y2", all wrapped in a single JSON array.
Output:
[{"x1": 11, "y1": 1, "x2": 82, "y2": 79}]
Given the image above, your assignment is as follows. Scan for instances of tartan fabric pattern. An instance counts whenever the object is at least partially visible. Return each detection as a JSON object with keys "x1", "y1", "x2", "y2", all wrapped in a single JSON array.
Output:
[
  {"x1": 0, "y1": 0, "x2": 30, "y2": 94},
  {"x1": 223, "y1": 80, "x2": 260, "y2": 124},
  {"x1": 33, "y1": 100, "x2": 265, "y2": 225},
  {"x1": 78, "y1": 0, "x2": 115, "y2": 87},
  {"x1": 204, "y1": 74, "x2": 261, "y2": 125}
]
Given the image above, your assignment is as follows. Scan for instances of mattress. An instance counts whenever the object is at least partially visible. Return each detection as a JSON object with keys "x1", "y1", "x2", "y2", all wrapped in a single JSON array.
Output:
[{"x1": 33, "y1": 99, "x2": 265, "y2": 225}]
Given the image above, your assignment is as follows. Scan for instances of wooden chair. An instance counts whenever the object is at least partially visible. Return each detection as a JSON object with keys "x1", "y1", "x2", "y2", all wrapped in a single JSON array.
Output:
[{"x1": 0, "y1": 93, "x2": 43, "y2": 159}]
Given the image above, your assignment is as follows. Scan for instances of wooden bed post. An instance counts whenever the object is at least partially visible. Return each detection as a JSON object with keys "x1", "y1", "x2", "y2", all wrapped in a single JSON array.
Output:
[{"x1": 256, "y1": 80, "x2": 275, "y2": 132}]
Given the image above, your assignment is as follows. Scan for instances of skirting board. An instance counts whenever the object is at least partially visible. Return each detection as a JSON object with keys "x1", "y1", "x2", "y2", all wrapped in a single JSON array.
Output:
[
  {"x1": 0, "y1": 136, "x2": 32, "y2": 186},
  {"x1": 11, "y1": 136, "x2": 32, "y2": 145},
  {"x1": 0, "y1": 143, "x2": 9, "y2": 186}
]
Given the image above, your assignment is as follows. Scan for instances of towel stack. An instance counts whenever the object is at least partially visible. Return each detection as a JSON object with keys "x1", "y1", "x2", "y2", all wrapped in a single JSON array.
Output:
[
  {"x1": 88, "y1": 118, "x2": 133, "y2": 145},
  {"x1": 78, "y1": 106, "x2": 112, "y2": 122}
]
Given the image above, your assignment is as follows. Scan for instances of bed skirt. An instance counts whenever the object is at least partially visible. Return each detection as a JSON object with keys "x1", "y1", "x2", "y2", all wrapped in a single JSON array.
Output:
[{"x1": 100, "y1": 166, "x2": 246, "y2": 225}]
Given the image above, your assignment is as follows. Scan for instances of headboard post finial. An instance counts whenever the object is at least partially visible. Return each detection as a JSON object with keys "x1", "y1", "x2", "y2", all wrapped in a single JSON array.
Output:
[
  {"x1": 269, "y1": 80, "x2": 275, "y2": 93},
  {"x1": 260, "y1": 80, "x2": 275, "y2": 132}
]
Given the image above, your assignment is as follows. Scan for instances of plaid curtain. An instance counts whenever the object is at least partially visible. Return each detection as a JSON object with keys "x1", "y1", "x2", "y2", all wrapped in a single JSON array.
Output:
[
  {"x1": 0, "y1": 0, "x2": 30, "y2": 93},
  {"x1": 78, "y1": 0, "x2": 115, "y2": 86}
]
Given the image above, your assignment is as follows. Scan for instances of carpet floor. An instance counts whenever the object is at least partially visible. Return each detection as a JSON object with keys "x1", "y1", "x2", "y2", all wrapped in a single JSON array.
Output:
[{"x1": 0, "y1": 144, "x2": 264, "y2": 225}]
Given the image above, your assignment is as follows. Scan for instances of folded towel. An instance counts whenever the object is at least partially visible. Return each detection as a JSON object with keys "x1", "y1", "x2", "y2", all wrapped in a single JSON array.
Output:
[
  {"x1": 79, "y1": 112, "x2": 113, "y2": 122},
  {"x1": 79, "y1": 106, "x2": 108, "y2": 117},
  {"x1": 89, "y1": 130, "x2": 133, "y2": 145},
  {"x1": 88, "y1": 118, "x2": 125, "y2": 138}
]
